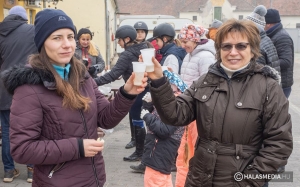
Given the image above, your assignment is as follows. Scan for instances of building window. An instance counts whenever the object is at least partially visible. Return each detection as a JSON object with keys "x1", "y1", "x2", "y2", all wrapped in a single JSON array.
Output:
[
  {"x1": 239, "y1": 15, "x2": 243, "y2": 20},
  {"x1": 28, "y1": 0, "x2": 36, "y2": 5},
  {"x1": 193, "y1": 16, "x2": 197, "y2": 21},
  {"x1": 29, "y1": 9, "x2": 34, "y2": 24},
  {"x1": 296, "y1": 23, "x2": 300, "y2": 28},
  {"x1": 214, "y1": 7, "x2": 222, "y2": 20}
]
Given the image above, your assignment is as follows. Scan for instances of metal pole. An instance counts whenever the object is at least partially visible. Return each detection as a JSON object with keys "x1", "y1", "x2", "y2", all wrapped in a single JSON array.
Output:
[{"x1": 270, "y1": 0, "x2": 273, "y2": 8}]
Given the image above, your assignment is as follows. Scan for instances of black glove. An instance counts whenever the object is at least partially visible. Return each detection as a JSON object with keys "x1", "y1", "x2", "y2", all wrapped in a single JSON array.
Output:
[
  {"x1": 82, "y1": 60, "x2": 89, "y2": 67},
  {"x1": 142, "y1": 100, "x2": 154, "y2": 113},
  {"x1": 88, "y1": 66, "x2": 96, "y2": 75}
]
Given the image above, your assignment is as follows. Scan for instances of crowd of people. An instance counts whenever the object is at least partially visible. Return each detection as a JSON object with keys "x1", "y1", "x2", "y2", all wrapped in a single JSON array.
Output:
[{"x1": 0, "y1": 4, "x2": 294, "y2": 187}]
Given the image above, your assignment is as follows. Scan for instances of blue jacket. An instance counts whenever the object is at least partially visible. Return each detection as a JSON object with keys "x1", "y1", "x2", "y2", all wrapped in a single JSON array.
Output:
[{"x1": 159, "y1": 43, "x2": 186, "y2": 74}]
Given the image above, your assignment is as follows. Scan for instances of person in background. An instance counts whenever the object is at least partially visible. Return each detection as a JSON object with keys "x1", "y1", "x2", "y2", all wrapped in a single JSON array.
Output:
[
  {"x1": 265, "y1": 8, "x2": 294, "y2": 98},
  {"x1": 246, "y1": 5, "x2": 280, "y2": 75},
  {"x1": 94, "y1": 25, "x2": 149, "y2": 162},
  {"x1": 148, "y1": 23, "x2": 186, "y2": 74},
  {"x1": 134, "y1": 21, "x2": 151, "y2": 47},
  {"x1": 175, "y1": 23, "x2": 216, "y2": 187},
  {"x1": 75, "y1": 28, "x2": 105, "y2": 78},
  {"x1": 132, "y1": 70, "x2": 186, "y2": 187},
  {"x1": 120, "y1": 21, "x2": 154, "y2": 150},
  {"x1": 146, "y1": 19, "x2": 292, "y2": 186},
  {"x1": 133, "y1": 21, "x2": 162, "y2": 62},
  {"x1": 1, "y1": 9, "x2": 147, "y2": 187},
  {"x1": 206, "y1": 19, "x2": 222, "y2": 41},
  {"x1": 0, "y1": 5, "x2": 37, "y2": 183}
]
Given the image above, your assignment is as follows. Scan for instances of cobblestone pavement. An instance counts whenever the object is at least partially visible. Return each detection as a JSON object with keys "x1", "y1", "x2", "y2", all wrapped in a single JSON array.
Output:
[{"x1": 0, "y1": 54, "x2": 299, "y2": 187}]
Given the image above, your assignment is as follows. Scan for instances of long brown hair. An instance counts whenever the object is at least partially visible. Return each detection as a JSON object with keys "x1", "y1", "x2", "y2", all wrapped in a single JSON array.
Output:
[
  {"x1": 29, "y1": 47, "x2": 91, "y2": 111},
  {"x1": 214, "y1": 19, "x2": 261, "y2": 65}
]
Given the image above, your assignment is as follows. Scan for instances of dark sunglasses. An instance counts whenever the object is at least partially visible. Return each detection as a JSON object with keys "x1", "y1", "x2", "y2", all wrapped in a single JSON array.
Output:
[{"x1": 221, "y1": 42, "x2": 249, "y2": 51}]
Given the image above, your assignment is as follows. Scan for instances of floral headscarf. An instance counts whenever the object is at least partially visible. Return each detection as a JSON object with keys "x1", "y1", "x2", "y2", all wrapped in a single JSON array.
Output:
[{"x1": 179, "y1": 24, "x2": 207, "y2": 43}]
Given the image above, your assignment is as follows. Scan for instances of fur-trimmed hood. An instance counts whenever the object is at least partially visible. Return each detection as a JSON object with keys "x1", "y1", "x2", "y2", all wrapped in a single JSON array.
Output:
[{"x1": 1, "y1": 65, "x2": 89, "y2": 95}]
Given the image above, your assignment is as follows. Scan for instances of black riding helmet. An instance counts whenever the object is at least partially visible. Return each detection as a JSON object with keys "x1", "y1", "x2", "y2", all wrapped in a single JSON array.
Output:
[
  {"x1": 115, "y1": 25, "x2": 137, "y2": 42},
  {"x1": 134, "y1": 21, "x2": 149, "y2": 36},
  {"x1": 148, "y1": 23, "x2": 175, "y2": 42}
]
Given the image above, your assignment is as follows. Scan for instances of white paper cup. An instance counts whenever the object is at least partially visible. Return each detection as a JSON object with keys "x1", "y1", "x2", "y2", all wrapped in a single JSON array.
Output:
[
  {"x1": 132, "y1": 62, "x2": 146, "y2": 86},
  {"x1": 140, "y1": 48, "x2": 155, "y2": 72}
]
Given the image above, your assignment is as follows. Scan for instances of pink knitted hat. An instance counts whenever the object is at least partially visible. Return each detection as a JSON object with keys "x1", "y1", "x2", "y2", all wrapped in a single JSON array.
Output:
[{"x1": 179, "y1": 24, "x2": 207, "y2": 42}]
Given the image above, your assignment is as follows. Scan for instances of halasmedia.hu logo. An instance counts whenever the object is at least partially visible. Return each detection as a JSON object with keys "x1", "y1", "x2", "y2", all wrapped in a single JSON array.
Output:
[{"x1": 233, "y1": 172, "x2": 293, "y2": 182}]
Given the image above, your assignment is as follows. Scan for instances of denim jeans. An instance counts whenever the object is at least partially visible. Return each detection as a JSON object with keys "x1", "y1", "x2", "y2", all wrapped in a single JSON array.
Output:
[
  {"x1": 0, "y1": 110, "x2": 34, "y2": 172},
  {"x1": 0, "y1": 110, "x2": 15, "y2": 172},
  {"x1": 282, "y1": 87, "x2": 292, "y2": 99}
]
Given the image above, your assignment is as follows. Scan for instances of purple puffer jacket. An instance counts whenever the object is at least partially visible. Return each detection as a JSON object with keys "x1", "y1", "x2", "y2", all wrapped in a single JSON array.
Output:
[{"x1": 1, "y1": 66, "x2": 135, "y2": 187}]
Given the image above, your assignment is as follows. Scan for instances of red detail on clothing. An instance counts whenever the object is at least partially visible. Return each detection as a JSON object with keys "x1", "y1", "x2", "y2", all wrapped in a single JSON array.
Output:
[
  {"x1": 81, "y1": 47, "x2": 91, "y2": 67},
  {"x1": 151, "y1": 40, "x2": 162, "y2": 62}
]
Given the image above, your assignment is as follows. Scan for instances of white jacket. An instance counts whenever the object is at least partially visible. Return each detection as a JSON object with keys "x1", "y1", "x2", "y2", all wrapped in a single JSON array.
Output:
[{"x1": 180, "y1": 39, "x2": 216, "y2": 86}]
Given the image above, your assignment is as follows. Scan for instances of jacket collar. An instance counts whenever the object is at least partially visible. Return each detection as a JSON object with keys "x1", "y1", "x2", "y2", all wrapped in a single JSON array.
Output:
[
  {"x1": 266, "y1": 23, "x2": 282, "y2": 38},
  {"x1": 1, "y1": 63, "x2": 89, "y2": 94},
  {"x1": 205, "y1": 62, "x2": 280, "y2": 86}
]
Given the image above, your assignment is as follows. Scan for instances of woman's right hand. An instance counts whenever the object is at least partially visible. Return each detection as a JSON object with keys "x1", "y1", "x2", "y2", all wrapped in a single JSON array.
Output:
[
  {"x1": 139, "y1": 56, "x2": 163, "y2": 80},
  {"x1": 83, "y1": 139, "x2": 104, "y2": 157}
]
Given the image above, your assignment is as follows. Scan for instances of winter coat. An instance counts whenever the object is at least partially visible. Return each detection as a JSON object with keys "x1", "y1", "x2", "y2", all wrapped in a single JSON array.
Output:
[
  {"x1": 266, "y1": 23, "x2": 294, "y2": 88},
  {"x1": 75, "y1": 45, "x2": 105, "y2": 77},
  {"x1": 256, "y1": 26, "x2": 281, "y2": 74},
  {"x1": 94, "y1": 42, "x2": 148, "y2": 86},
  {"x1": 175, "y1": 121, "x2": 198, "y2": 187},
  {"x1": 180, "y1": 39, "x2": 216, "y2": 86},
  {"x1": 159, "y1": 43, "x2": 187, "y2": 74},
  {"x1": 0, "y1": 14, "x2": 37, "y2": 110},
  {"x1": 150, "y1": 63, "x2": 292, "y2": 187},
  {"x1": 1, "y1": 64, "x2": 135, "y2": 187},
  {"x1": 142, "y1": 109, "x2": 184, "y2": 174}
]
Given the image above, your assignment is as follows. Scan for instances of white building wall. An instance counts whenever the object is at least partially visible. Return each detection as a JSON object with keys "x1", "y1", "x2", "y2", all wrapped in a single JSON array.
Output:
[{"x1": 56, "y1": 0, "x2": 117, "y2": 66}]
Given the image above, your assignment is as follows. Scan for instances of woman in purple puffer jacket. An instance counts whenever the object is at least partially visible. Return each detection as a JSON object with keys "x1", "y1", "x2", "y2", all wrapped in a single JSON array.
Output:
[{"x1": 0, "y1": 9, "x2": 147, "y2": 187}]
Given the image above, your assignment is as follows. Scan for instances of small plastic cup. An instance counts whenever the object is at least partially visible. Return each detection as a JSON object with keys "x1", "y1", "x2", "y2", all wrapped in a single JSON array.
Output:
[
  {"x1": 132, "y1": 62, "x2": 146, "y2": 86},
  {"x1": 161, "y1": 66, "x2": 168, "y2": 71},
  {"x1": 140, "y1": 48, "x2": 155, "y2": 72}
]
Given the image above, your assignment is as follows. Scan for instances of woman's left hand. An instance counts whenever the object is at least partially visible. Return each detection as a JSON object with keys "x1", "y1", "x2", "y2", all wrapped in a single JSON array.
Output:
[{"x1": 124, "y1": 72, "x2": 148, "y2": 95}]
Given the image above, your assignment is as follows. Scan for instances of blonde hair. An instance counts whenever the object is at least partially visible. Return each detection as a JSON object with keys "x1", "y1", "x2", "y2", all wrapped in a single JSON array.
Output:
[
  {"x1": 80, "y1": 34, "x2": 99, "y2": 56},
  {"x1": 174, "y1": 38, "x2": 182, "y2": 47}
]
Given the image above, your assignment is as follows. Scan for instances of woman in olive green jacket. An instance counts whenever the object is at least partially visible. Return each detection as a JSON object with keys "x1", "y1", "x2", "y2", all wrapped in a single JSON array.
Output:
[{"x1": 146, "y1": 19, "x2": 292, "y2": 187}]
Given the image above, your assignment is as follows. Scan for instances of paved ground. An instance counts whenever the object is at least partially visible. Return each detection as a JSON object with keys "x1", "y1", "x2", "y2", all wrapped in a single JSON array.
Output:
[{"x1": 0, "y1": 54, "x2": 300, "y2": 186}]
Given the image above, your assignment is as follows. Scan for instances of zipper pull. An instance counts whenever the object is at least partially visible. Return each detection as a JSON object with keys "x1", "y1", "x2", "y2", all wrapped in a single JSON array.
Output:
[{"x1": 48, "y1": 170, "x2": 54, "y2": 178}]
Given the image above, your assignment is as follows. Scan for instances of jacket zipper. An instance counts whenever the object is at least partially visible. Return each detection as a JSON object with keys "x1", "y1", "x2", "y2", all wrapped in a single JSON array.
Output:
[
  {"x1": 150, "y1": 138, "x2": 158, "y2": 157},
  {"x1": 48, "y1": 162, "x2": 66, "y2": 178},
  {"x1": 80, "y1": 110, "x2": 100, "y2": 187}
]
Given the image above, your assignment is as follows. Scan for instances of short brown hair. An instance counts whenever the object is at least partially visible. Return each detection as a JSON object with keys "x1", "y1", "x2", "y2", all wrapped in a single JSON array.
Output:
[{"x1": 215, "y1": 19, "x2": 261, "y2": 64}]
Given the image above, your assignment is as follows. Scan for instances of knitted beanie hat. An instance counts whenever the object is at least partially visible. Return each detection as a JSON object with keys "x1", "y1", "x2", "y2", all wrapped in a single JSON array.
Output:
[
  {"x1": 265, "y1": 9, "x2": 281, "y2": 24},
  {"x1": 9, "y1": 6, "x2": 28, "y2": 20},
  {"x1": 34, "y1": 9, "x2": 75, "y2": 52},
  {"x1": 211, "y1": 19, "x2": 222, "y2": 28},
  {"x1": 179, "y1": 24, "x2": 207, "y2": 43},
  {"x1": 77, "y1": 28, "x2": 93, "y2": 40},
  {"x1": 246, "y1": 5, "x2": 267, "y2": 27}
]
